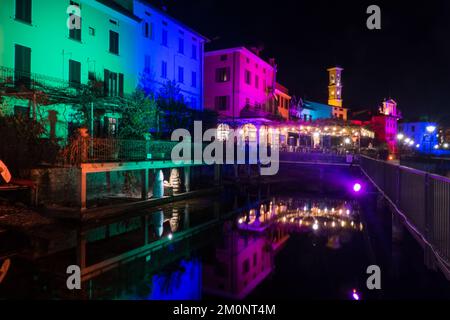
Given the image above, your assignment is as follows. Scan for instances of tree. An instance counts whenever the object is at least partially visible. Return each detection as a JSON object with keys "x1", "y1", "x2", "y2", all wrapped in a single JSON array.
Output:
[
  {"x1": 118, "y1": 88, "x2": 158, "y2": 140},
  {"x1": 156, "y1": 80, "x2": 192, "y2": 136}
]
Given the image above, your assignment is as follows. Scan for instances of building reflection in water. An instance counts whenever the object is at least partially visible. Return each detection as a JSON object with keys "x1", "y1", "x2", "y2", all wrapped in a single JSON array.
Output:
[
  {"x1": 0, "y1": 196, "x2": 365, "y2": 300},
  {"x1": 202, "y1": 197, "x2": 363, "y2": 300}
]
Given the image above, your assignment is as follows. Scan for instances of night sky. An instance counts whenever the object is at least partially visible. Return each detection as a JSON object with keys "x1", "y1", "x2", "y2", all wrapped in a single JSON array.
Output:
[{"x1": 154, "y1": 0, "x2": 450, "y2": 120}]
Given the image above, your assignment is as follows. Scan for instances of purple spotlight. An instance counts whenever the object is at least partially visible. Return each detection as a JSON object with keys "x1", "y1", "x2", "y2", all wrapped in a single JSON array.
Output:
[
  {"x1": 352, "y1": 289, "x2": 360, "y2": 300},
  {"x1": 353, "y1": 183, "x2": 362, "y2": 193}
]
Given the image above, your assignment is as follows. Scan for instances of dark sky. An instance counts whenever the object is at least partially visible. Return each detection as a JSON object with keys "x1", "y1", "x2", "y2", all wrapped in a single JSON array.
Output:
[{"x1": 158, "y1": 0, "x2": 450, "y2": 120}]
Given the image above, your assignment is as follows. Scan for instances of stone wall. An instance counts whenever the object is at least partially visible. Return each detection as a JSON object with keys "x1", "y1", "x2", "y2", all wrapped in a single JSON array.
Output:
[{"x1": 31, "y1": 167, "x2": 81, "y2": 207}]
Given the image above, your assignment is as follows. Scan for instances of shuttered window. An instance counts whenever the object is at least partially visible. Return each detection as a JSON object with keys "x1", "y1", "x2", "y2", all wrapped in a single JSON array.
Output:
[
  {"x1": 15, "y1": 0, "x2": 32, "y2": 23},
  {"x1": 69, "y1": 59, "x2": 81, "y2": 86},
  {"x1": 109, "y1": 31, "x2": 119, "y2": 54}
]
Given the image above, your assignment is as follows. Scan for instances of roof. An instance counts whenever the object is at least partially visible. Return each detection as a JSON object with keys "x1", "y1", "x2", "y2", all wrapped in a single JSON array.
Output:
[
  {"x1": 137, "y1": 0, "x2": 209, "y2": 41},
  {"x1": 96, "y1": 0, "x2": 142, "y2": 22},
  {"x1": 205, "y1": 47, "x2": 275, "y2": 69}
]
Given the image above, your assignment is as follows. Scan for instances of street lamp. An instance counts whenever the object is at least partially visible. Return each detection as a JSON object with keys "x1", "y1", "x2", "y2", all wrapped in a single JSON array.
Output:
[
  {"x1": 426, "y1": 126, "x2": 436, "y2": 133},
  {"x1": 397, "y1": 133, "x2": 404, "y2": 141}
]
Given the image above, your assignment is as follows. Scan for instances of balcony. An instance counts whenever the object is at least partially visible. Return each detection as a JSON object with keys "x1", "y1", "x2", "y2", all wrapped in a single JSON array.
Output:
[{"x1": 0, "y1": 66, "x2": 83, "y2": 93}]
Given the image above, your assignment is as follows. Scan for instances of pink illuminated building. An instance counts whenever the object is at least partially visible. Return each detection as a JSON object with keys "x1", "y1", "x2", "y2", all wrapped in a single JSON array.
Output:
[{"x1": 204, "y1": 47, "x2": 279, "y2": 120}]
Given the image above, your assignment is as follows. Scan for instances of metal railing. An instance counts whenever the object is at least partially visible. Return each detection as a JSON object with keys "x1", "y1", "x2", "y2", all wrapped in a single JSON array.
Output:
[
  {"x1": 360, "y1": 156, "x2": 450, "y2": 269},
  {"x1": 0, "y1": 65, "x2": 80, "y2": 91},
  {"x1": 61, "y1": 138, "x2": 189, "y2": 164}
]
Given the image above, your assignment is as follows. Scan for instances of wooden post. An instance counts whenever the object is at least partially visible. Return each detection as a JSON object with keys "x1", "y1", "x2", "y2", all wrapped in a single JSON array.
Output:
[
  {"x1": 80, "y1": 171, "x2": 87, "y2": 211},
  {"x1": 141, "y1": 168, "x2": 149, "y2": 200}
]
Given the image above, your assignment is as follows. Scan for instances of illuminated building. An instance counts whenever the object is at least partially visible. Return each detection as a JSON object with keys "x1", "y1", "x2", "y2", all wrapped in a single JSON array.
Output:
[
  {"x1": 274, "y1": 83, "x2": 291, "y2": 121},
  {"x1": 0, "y1": 0, "x2": 206, "y2": 140},
  {"x1": 370, "y1": 99, "x2": 402, "y2": 155},
  {"x1": 327, "y1": 66, "x2": 348, "y2": 120},
  {"x1": 204, "y1": 47, "x2": 278, "y2": 120}
]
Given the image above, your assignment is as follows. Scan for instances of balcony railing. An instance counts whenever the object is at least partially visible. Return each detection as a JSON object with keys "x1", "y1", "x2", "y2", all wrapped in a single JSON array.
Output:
[
  {"x1": 0, "y1": 66, "x2": 80, "y2": 92},
  {"x1": 61, "y1": 138, "x2": 191, "y2": 164},
  {"x1": 360, "y1": 156, "x2": 450, "y2": 272}
]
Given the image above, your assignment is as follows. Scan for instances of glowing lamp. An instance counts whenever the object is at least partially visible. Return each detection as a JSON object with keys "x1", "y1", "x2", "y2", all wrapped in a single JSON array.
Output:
[
  {"x1": 352, "y1": 289, "x2": 360, "y2": 301},
  {"x1": 344, "y1": 138, "x2": 351, "y2": 144},
  {"x1": 444, "y1": 143, "x2": 449, "y2": 149},
  {"x1": 426, "y1": 126, "x2": 436, "y2": 133},
  {"x1": 353, "y1": 183, "x2": 362, "y2": 193},
  {"x1": 434, "y1": 145, "x2": 439, "y2": 149},
  {"x1": 168, "y1": 233, "x2": 173, "y2": 240},
  {"x1": 416, "y1": 144, "x2": 420, "y2": 148},
  {"x1": 396, "y1": 133, "x2": 404, "y2": 140}
]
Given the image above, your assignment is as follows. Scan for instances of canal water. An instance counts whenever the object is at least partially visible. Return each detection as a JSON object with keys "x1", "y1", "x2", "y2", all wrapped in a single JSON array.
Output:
[{"x1": 1, "y1": 164, "x2": 450, "y2": 300}]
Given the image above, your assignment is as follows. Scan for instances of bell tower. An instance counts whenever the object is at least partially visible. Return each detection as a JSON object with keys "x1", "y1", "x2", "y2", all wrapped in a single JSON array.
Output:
[{"x1": 327, "y1": 67, "x2": 343, "y2": 107}]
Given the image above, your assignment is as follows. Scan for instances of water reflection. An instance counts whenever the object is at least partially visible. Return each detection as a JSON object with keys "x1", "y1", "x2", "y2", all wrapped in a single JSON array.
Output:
[{"x1": 0, "y1": 195, "x2": 368, "y2": 300}]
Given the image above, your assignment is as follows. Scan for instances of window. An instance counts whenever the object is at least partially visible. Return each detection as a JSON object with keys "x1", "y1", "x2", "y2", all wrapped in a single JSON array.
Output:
[
  {"x1": 109, "y1": 30, "x2": 119, "y2": 54},
  {"x1": 14, "y1": 44, "x2": 31, "y2": 86},
  {"x1": 191, "y1": 71, "x2": 197, "y2": 88},
  {"x1": 105, "y1": 117, "x2": 117, "y2": 136},
  {"x1": 255, "y1": 75, "x2": 259, "y2": 89},
  {"x1": 253, "y1": 253, "x2": 257, "y2": 266},
  {"x1": 245, "y1": 70, "x2": 251, "y2": 85},
  {"x1": 215, "y1": 67, "x2": 230, "y2": 82},
  {"x1": 144, "y1": 55, "x2": 151, "y2": 72},
  {"x1": 88, "y1": 71, "x2": 95, "y2": 81},
  {"x1": 68, "y1": 2, "x2": 81, "y2": 41},
  {"x1": 89, "y1": 27, "x2": 95, "y2": 36},
  {"x1": 191, "y1": 97, "x2": 197, "y2": 109},
  {"x1": 262, "y1": 80, "x2": 266, "y2": 92},
  {"x1": 161, "y1": 60, "x2": 167, "y2": 78},
  {"x1": 220, "y1": 54, "x2": 227, "y2": 61},
  {"x1": 215, "y1": 96, "x2": 229, "y2": 111},
  {"x1": 69, "y1": 59, "x2": 81, "y2": 86},
  {"x1": 162, "y1": 29, "x2": 168, "y2": 46},
  {"x1": 243, "y1": 259, "x2": 250, "y2": 274},
  {"x1": 191, "y1": 44, "x2": 197, "y2": 60},
  {"x1": 178, "y1": 66, "x2": 184, "y2": 83},
  {"x1": 104, "y1": 69, "x2": 124, "y2": 97},
  {"x1": 143, "y1": 22, "x2": 153, "y2": 39},
  {"x1": 15, "y1": 0, "x2": 32, "y2": 23},
  {"x1": 178, "y1": 38, "x2": 184, "y2": 54}
]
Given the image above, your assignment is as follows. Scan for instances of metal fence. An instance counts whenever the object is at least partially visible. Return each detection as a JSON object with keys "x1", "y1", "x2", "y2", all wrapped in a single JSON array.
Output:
[
  {"x1": 61, "y1": 138, "x2": 187, "y2": 163},
  {"x1": 360, "y1": 156, "x2": 450, "y2": 267}
]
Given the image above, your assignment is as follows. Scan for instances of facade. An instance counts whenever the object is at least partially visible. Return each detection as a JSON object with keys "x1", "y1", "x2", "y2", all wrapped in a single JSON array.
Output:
[
  {"x1": 0, "y1": 0, "x2": 141, "y2": 140},
  {"x1": 0, "y1": 0, "x2": 206, "y2": 141},
  {"x1": 370, "y1": 99, "x2": 402, "y2": 155},
  {"x1": 133, "y1": 0, "x2": 206, "y2": 110},
  {"x1": 327, "y1": 66, "x2": 348, "y2": 120},
  {"x1": 398, "y1": 121, "x2": 438, "y2": 152},
  {"x1": 204, "y1": 47, "x2": 277, "y2": 119},
  {"x1": 301, "y1": 100, "x2": 333, "y2": 121},
  {"x1": 274, "y1": 83, "x2": 291, "y2": 121}
]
